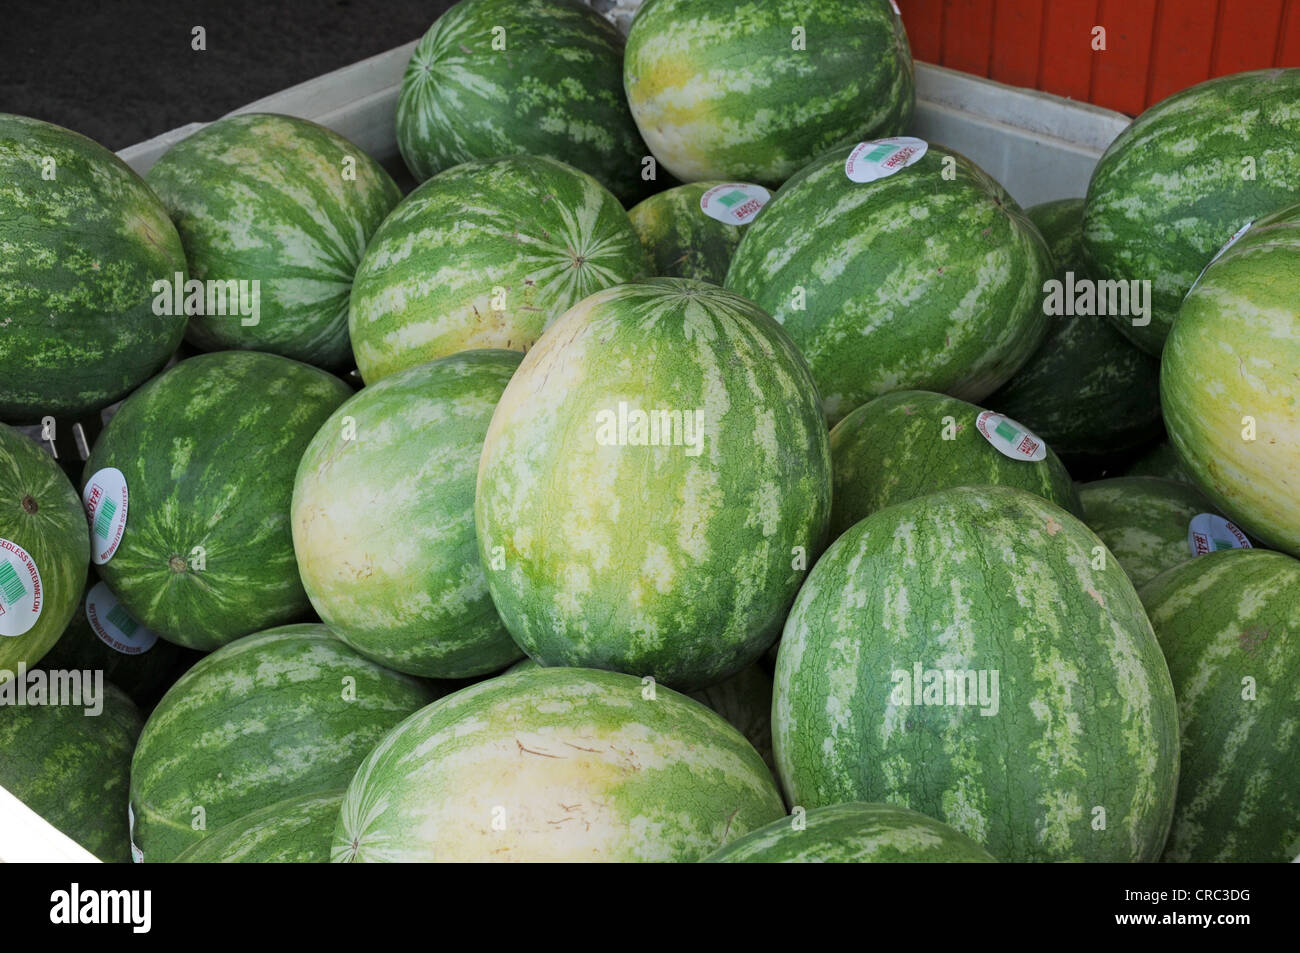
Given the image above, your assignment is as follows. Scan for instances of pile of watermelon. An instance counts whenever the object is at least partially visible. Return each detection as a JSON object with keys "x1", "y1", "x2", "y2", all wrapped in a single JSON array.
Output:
[{"x1": 1, "y1": 0, "x2": 1297, "y2": 865}]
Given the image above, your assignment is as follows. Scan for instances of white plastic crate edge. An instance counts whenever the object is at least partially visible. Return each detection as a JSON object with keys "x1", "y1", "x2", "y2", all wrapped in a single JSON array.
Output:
[
  {"x1": 0, "y1": 785, "x2": 100, "y2": 863},
  {"x1": 115, "y1": 43, "x2": 1130, "y2": 207}
]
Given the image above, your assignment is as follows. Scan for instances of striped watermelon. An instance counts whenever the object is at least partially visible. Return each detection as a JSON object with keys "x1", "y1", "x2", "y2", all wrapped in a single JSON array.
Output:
[
  {"x1": 397, "y1": 0, "x2": 650, "y2": 204},
  {"x1": 1082, "y1": 69, "x2": 1300, "y2": 355},
  {"x1": 39, "y1": 575, "x2": 194, "y2": 709},
  {"x1": 0, "y1": 680, "x2": 142, "y2": 862},
  {"x1": 624, "y1": 0, "x2": 914, "y2": 185},
  {"x1": 348, "y1": 155, "x2": 646, "y2": 385},
  {"x1": 987, "y1": 199, "x2": 1162, "y2": 461},
  {"x1": 510, "y1": 656, "x2": 775, "y2": 774},
  {"x1": 726, "y1": 144, "x2": 1051, "y2": 426},
  {"x1": 1139, "y1": 550, "x2": 1300, "y2": 862},
  {"x1": 475, "y1": 279, "x2": 831, "y2": 691},
  {"x1": 144, "y1": 113, "x2": 400, "y2": 370},
  {"x1": 627, "y1": 181, "x2": 760, "y2": 284},
  {"x1": 703, "y1": 802, "x2": 997, "y2": 863},
  {"x1": 175, "y1": 790, "x2": 344, "y2": 863},
  {"x1": 333, "y1": 666, "x2": 785, "y2": 861},
  {"x1": 1162, "y1": 203, "x2": 1300, "y2": 558},
  {"x1": 0, "y1": 424, "x2": 89, "y2": 675},
  {"x1": 129, "y1": 623, "x2": 435, "y2": 863},
  {"x1": 84, "y1": 352, "x2": 352, "y2": 651},
  {"x1": 1078, "y1": 477, "x2": 1224, "y2": 589},
  {"x1": 0, "y1": 114, "x2": 187, "y2": 423},
  {"x1": 773, "y1": 485, "x2": 1180, "y2": 862},
  {"x1": 829, "y1": 390, "x2": 1081, "y2": 540},
  {"x1": 292, "y1": 350, "x2": 524, "y2": 679},
  {"x1": 1125, "y1": 441, "x2": 1193, "y2": 485}
]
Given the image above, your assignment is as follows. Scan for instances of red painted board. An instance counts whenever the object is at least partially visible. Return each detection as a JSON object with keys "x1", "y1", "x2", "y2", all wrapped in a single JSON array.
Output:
[
  {"x1": 991, "y1": 0, "x2": 1046, "y2": 88},
  {"x1": 1146, "y1": 0, "x2": 1218, "y2": 105},
  {"x1": 1039, "y1": 0, "x2": 1099, "y2": 101},
  {"x1": 1212, "y1": 0, "x2": 1285, "y2": 75},
  {"x1": 942, "y1": 0, "x2": 997, "y2": 76},
  {"x1": 898, "y1": 0, "x2": 945, "y2": 64},
  {"x1": 1091, "y1": 0, "x2": 1158, "y2": 114}
]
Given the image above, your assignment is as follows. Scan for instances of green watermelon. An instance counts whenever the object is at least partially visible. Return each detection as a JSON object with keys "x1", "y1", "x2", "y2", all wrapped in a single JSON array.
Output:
[
  {"x1": 510, "y1": 656, "x2": 776, "y2": 774},
  {"x1": 627, "y1": 181, "x2": 764, "y2": 284},
  {"x1": 0, "y1": 114, "x2": 187, "y2": 423},
  {"x1": 144, "y1": 113, "x2": 400, "y2": 370},
  {"x1": 0, "y1": 424, "x2": 89, "y2": 674},
  {"x1": 348, "y1": 154, "x2": 646, "y2": 385},
  {"x1": 726, "y1": 143, "x2": 1051, "y2": 426},
  {"x1": 624, "y1": 0, "x2": 914, "y2": 185},
  {"x1": 1078, "y1": 477, "x2": 1228, "y2": 589},
  {"x1": 987, "y1": 199, "x2": 1162, "y2": 461},
  {"x1": 397, "y1": 0, "x2": 649, "y2": 204},
  {"x1": 829, "y1": 390, "x2": 1081, "y2": 540},
  {"x1": 293, "y1": 350, "x2": 524, "y2": 679},
  {"x1": 475, "y1": 279, "x2": 831, "y2": 691},
  {"x1": 332, "y1": 666, "x2": 784, "y2": 861},
  {"x1": 129, "y1": 623, "x2": 435, "y2": 862},
  {"x1": 1082, "y1": 69, "x2": 1300, "y2": 355},
  {"x1": 0, "y1": 680, "x2": 142, "y2": 862},
  {"x1": 1140, "y1": 550, "x2": 1300, "y2": 862},
  {"x1": 1125, "y1": 441, "x2": 1193, "y2": 485},
  {"x1": 773, "y1": 485, "x2": 1180, "y2": 862},
  {"x1": 1162, "y1": 203, "x2": 1300, "y2": 558},
  {"x1": 703, "y1": 801, "x2": 997, "y2": 863},
  {"x1": 175, "y1": 789, "x2": 344, "y2": 863},
  {"x1": 39, "y1": 575, "x2": 194, "y2": 709},
  {"x1": 83, "y1": 352, "x2": 352, "y2": 651}
]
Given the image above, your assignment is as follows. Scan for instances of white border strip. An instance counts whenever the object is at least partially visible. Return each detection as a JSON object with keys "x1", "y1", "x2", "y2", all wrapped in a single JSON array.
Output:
[{"x1": 0, "y1": 783, "x2": 101, "y2": 863}]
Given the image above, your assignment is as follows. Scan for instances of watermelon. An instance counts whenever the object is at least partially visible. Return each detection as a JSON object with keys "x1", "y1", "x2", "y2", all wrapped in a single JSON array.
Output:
[
  {"x1": 510, "y1": 656, "x2": 776, "y2": 774},
  {"x1": 829, "y1": 390, "x2": 1081, "y2": 540},
  {"x1": 475, "y1": 279, "x2": 831, "y2": 691},
  {"x1": 773, "y1": 485, "x2": 1180, "y2": 862},
  {"x1": 1078, "y1": 477, "x2": 1227, "y2": 589},
  {"x1": 1162, "y1": 203, "x2": 1300, "y2": 558},
  {"x1": 987, "y1": 199, "x2": 1162, "y2": 461},
  {"x1": 703, "y1": 801, "x2": 997, "y2": 863},
  {"x1": 627, "y1": 181, "x2": 762, "y2": 284},
  {"x1": 143, "y1": 113, "x2": 401, "y2": 370},
  {"x1": 129, "y1": 623, "x2": 435, "y2": 862},
  {"x1": 1140, "y1": 550, "x2": 1300, "y2": 862},
  {"x1": 624, "y1": 0, "x2": 914, "y2": 185},
  {"x1": 39, "y1": 575, "x2": 194, "y2": 709},
  {"x1": 348, "y1": 154, "x2": 646, "y2": 385},
  {"x1": 175, "y1": 789, "x2": 345, "y2": 863},
  {"x1": 397, "y1": 0, "x2": 650, "y2": 204},
  {"x1": 0, "y1": 114, "x2": 187, "y2": 424},
  {"x1": 332, "y1": 666, "x2": 785, "y2": 861},
  {"x1": 0, "y1": 424, "x2": 89, "y2": 675},
  {"x1": 1081, "y1": 69, "x2": 1300, "y2": 356},
  {"x1": 1125, "y1": 441, "x2": 1192, "y2": 485},
  {"x1": 293, "y1": 350, "x2": 524, "y2": 679},
  {"x1": 83, "y1": 352, "x2": 352, "y2": 651},
  {"x1": 726, "y1": 143, "x2": 1051, "y2": 426},
  {"x1": 0, "y1": 680, "x2": 142, "y2": 862}
]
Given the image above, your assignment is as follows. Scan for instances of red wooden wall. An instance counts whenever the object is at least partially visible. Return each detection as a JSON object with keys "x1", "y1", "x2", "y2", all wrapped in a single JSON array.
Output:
[{"x1": 898, "y1": 0, "x2": 1300, "y2": 115}]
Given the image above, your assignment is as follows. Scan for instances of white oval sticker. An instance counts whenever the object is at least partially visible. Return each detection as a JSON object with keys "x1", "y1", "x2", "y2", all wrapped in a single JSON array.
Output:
[
  {"x1": 845, "y1": 137, "x2": 928, "y2": 183},
  {"x1": 1188, "y1": 513, "x2": 1252, "y2": 557},
  {"x1": 83, "y1": 468, "x2": 129, "y2": 565},
  {"x1": 975, "y1": 411, "x2": 1047, "y2": 462},
  {"x1": 85, "y1": 581, "x2": 157, "y2": 655},
  {"x1": 699, "y1": 183, "x2": 770, "y2": 226},
  {"x1": 0, "y1": 538, "x2": 42, "y2": 638}
]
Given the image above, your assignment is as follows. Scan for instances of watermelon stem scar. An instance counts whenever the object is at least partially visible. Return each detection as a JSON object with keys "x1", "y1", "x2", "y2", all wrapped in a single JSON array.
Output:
[
  {"x1": 21, "y1": 495, "x2": 37, "y2": 514},
  {"x1": 168, "y1": 555, "x2": 187, "y2": 573}
]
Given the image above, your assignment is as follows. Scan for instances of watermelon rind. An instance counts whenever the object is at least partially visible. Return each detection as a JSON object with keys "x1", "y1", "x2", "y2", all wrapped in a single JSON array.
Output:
[
  {"x1": 1139, "y1": 549, "x2": 1300, "y2": 862},
  {"x1": 174, "y1": 789, "x2": 345, "y2": 864},
  {"x1": 293, "y1": 350, "x2": 524, "y2": 679},
  {"x1": 0, "y1": 679, "x2": 142, "y2": 862},
  {"x1": 83, "y1": 352, "x2": 352, "y2": 651},
  {"x1": 627, "y1": 180, "x2": 753, "y2": 284},
  {"x1": 348, "y1": 154, "x2": 647, "y2": 385},
  {"x1": 773, "y1": 485, "x2": 1180, "y2": 862},
  {"x1": 703, "y1": 801, "x2": 997, "y2": 863},
  {"x1": 144, "y1": 113, "x2": 401, "y2": 370},
  {"x1": 128, "y1": 623, "x2": 436, "y2": 863},
  {"x1": 0, "y1": 113, "x2": 188, "y2": 423},
  {"x1": 1124, "y1": 441, "x2": 1193, "y2": 485},
  {"x1": 475, "y1": 278, "x2": 832, "y2": 691},
  {"x1": 332, "y1": 665, "x2": 785, "y2": 862}
]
